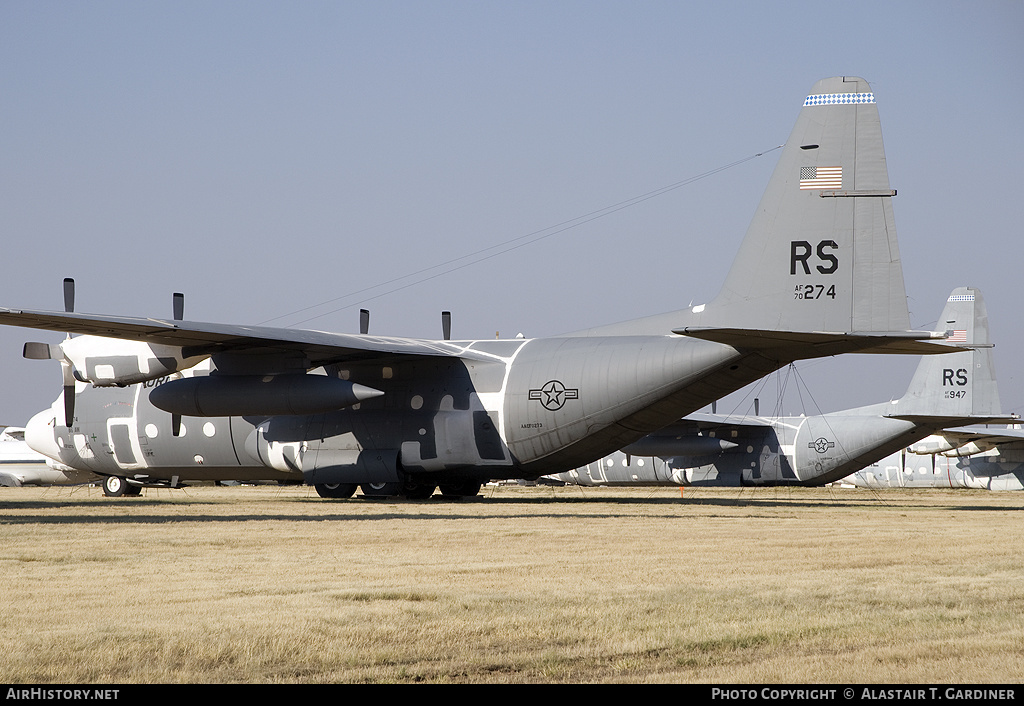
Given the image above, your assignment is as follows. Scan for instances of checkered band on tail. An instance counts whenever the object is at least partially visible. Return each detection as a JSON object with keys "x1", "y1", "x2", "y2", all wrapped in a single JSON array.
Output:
[{"x1": 803, "y1": 92, "x2": 875, "y2": 106}]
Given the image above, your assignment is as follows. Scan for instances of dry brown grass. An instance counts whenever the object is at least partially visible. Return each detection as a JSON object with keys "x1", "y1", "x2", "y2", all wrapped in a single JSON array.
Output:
[{"x1": 2, "y1": 483, "x2": 1022, "y2": 683}]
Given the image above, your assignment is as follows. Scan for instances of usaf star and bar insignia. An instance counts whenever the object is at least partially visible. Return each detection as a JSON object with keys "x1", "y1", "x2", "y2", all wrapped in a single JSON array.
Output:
[{"x1": 529, "y1": 380, "x2": 579, "y2": 411}]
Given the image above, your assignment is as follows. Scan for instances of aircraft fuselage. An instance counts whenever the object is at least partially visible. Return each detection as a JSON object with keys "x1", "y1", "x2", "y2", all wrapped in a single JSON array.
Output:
[{"x1": 26, "y1": 333, "x2": 786, "y2": 488}]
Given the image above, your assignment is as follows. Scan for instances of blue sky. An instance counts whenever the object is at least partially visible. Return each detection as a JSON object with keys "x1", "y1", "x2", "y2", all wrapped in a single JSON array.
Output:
[{"x1": 1, "y1": 1, "x2": 1022, "y2": 425}]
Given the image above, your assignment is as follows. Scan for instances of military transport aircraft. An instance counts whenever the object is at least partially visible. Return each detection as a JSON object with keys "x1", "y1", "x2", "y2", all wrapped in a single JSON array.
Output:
[
  {"x1": 548, "y1": 287, "x2": 1018, "y2": 488},
  {"x1": 844, "y1": 425, "x2": 1024, "y2": 491},
  {"x1": 0, "y1": 77, "x2": 960, "y2": 499}
]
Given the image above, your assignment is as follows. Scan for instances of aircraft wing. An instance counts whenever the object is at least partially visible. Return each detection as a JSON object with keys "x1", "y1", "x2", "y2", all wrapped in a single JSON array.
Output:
[
  {"x1": 629, "y1": 414, "x2": 776, "y2": 439},
  {"x1": 620, "y1": 413, "x2": 772, "y2": 456},
  {"x1": 886, "y1": 414, "x2": 1022, "y2": 426},
  {"x1": 0, "y1": 307, "x2": 473, "y2": 364},
  {"x1": 934, "y1": 425, "x2": 1024, "y2": 447}
]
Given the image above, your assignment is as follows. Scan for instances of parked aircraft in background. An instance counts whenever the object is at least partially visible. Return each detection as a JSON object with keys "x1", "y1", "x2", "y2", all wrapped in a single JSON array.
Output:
[
  {"x1": 549, "y1": 287, "x2": 1018, "y2": 488},
  {"x1": 0, "y1": 77, "x2": 956, "y2": 499},
  {"x1": 0, "y1": 425, "x2": 97, "y2": 487},
  {"x1": 844, "y1": 425, "x2": 1024, "y2": 490}
]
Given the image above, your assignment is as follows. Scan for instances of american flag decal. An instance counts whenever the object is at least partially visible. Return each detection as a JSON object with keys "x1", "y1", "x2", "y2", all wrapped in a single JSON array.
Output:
[
  {"x1": 800, "y1": 166, "x2": 842, "y2": 190},
  {"x1": 947, "y1": 330, "x2": 968, "y2": 343}
]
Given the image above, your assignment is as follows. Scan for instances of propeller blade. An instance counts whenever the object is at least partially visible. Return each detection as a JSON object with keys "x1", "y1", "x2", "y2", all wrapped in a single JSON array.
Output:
[
  {"x1": 168, "y1": 294, "x2": 184, "y2": 431},
  {"x1": 23, "y1": 342, "x2": 59, "y2": 360},
  {"x1": 63, "y1": 278, "x2": 75, "y2": 313},
  {"x1": 63, "y1": 386, "x2": 75, "y2": 429},
  {"x1": 442, "y1": 311, "x2": 451, "y2": 340},
  {"x1": 60, "y1": 359, "x2": 76, "y2": 427},
  {"x1": 360, "y1": 309, "x2": 370, "y2": 335}
]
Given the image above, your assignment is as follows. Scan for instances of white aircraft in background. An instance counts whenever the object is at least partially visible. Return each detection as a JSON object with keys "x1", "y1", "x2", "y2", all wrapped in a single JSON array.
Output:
[
  {"x1": 844, "y1": 425, "x2": 1024, "y2": 490},
  {"x1": 0, "y1": 425, "x2": 98, "y2": 487}
]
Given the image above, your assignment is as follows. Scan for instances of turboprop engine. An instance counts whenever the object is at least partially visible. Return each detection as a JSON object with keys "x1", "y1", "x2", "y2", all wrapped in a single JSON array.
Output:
[
  {"x1": 25, "y1": 335, "x2": 207, "y2": 387},
  {"x1": 908, "y1": 435, "x2": 1004, "y2": 458},
  {"x1": 20, "y1": 280, "x2": 214, "y2": 427}
]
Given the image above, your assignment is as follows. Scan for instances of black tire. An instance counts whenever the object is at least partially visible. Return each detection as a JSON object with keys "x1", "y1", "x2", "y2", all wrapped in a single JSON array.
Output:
[
  {"x1": 102, "y1": 476, "x2": 126, "y2": 497},
  {"x1": 401, "y1": 482, "x2": 436, "y2": 500},
  {"x1": 360, "y1": 482, "x2": 402, "y2": 498},
  {"x1": 315, "y1": 483, "x2": 357, "y2": 499},
  {"x1": 439, "y1": 482, "x2": 481, "y2": 498}
]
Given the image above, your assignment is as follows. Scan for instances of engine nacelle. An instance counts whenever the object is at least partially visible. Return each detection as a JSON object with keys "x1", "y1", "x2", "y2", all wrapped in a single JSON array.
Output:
[
  {"x1": 54, "y1": 335, "x2": 207, "y2": 386},
  {"x1": 149, "y1": 374, "x2": 384, "y2": 417},
  {"x1": 939, "y1": 441, "x2": 994, "y2": 458},
  {"x1": 909, "y1": 434, "x2": 963, "y2": 455}
]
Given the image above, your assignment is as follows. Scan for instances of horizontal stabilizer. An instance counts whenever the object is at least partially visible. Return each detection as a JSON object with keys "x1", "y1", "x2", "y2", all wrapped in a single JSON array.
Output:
[
  {"x1": 669, "y1": 412, "x2": 771, "y2": 428},
  {"x1": 673, "y1": 327, "x2": 959, "y2": 356}
]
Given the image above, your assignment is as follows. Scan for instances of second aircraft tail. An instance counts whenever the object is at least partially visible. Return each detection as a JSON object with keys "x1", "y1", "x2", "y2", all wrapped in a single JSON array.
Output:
[{"x1": 890, "y1": 287, "x2": 1005, "y2": 421}]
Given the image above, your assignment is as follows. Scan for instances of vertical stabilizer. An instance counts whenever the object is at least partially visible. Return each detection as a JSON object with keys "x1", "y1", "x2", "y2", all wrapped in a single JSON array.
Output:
[
  {"x1": 697, "y1": 76, "x2": 909, "y2": 334},
  {"x1": 895, "y1": 287, "x2": 1000, "y2": 416}
]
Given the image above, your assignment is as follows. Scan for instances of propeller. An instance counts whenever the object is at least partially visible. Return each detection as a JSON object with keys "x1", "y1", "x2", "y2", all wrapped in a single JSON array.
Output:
[
  {"x1": 442, "y1": 311, "x2": 451, "y2": 341},
  {"x1": 22, "y1": 335, "x2": 75, "y2": 428},
  {"x1": 24, "y1": 281, "x2": 196, "y2": 432},
  {"x1": 59, "y1": 279, "x2": 78, "y2": 427},
  {"x1": 171, "y1": 291, "x2": 184, "y2": 435},
  {"x1": 22, "y1": 279, "x2": 81, "y2": 427}
]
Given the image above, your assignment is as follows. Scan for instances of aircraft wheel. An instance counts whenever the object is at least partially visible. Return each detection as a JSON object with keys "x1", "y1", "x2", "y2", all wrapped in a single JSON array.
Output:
[
  {"x1": 315, "y1": 483, "x2": 357, "y2": 499},
  {"x1": 439, "y1": 482, "x2": 481, "y2": 498},
  {"x1": 401, "y1": 482, "x2": 436, "y2": 500},
  {"x1": 124, "y1": 483, "x2": 142, "y2": 497},
  {"x1": 102, "y1": 476, "x2": 127, "y2": 497},
  {"x1": 360, "y1": 482, "x2": 401, "y2": 498}
]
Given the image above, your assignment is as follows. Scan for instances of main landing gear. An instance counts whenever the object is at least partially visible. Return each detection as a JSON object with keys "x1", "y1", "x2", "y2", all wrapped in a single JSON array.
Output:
[
  {"x1": 314, "y1": 482, "x2": 358, "y2": 499},
  {"x1": 313, "y1": 480, "x2": 482, "y2": 500},
  {"x1": 101, "y1": 475, "x2": 141, "y2": 497}
]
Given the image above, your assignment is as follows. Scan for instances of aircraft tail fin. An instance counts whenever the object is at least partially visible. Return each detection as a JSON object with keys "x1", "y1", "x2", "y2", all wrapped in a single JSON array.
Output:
[
  {"x1": 691, "y1": 76, "x2": 910, "y2": 336},
  {"x1": 893, "y1": 287, "x2": 1003, "y2": 419}
]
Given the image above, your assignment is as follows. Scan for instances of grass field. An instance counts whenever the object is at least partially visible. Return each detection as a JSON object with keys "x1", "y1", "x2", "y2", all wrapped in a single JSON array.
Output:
[{"x1": 2, "y1": 483, "x2": 1022, "y2": 684}]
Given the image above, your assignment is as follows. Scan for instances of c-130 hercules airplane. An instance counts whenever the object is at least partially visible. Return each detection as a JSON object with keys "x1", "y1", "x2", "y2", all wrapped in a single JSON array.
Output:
[{"x1": 0, "y1": 77, "x2": 961, "y2": 499}]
